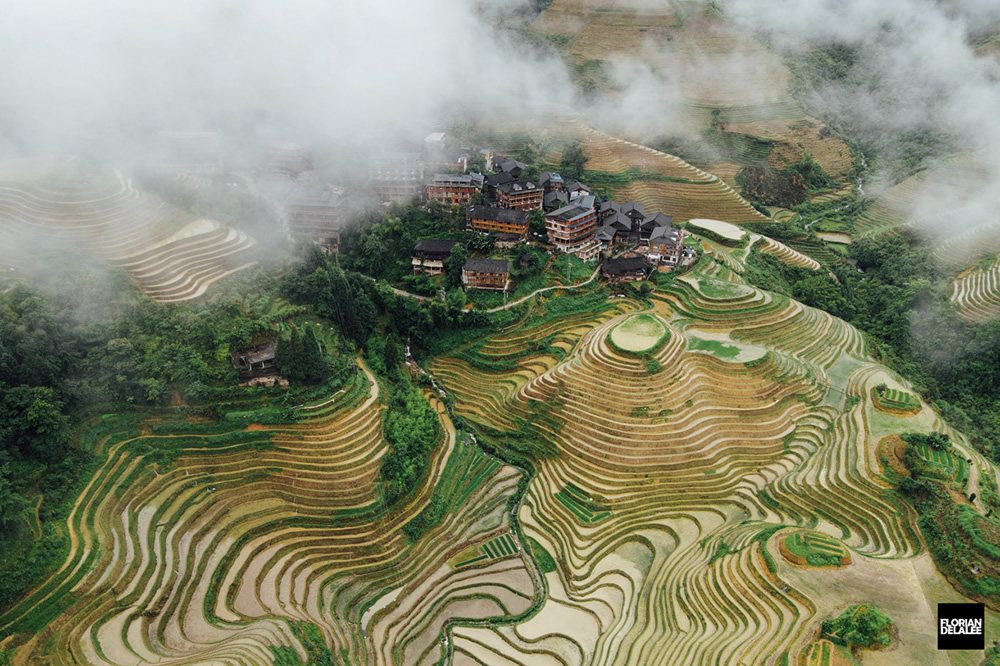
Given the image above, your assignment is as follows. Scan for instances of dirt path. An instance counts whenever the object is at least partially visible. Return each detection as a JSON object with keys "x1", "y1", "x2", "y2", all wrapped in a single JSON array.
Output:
[{"x1": 473, "y1": 266, "x2": 603, "y2": 313}]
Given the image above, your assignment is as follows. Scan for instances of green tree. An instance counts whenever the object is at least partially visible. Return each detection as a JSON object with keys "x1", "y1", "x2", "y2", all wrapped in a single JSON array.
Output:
[
  {"x1": 468, "y1": 232, "x2": 495, "y2": 254},
  {"x1": 364, "y1": 334, "x2": 387, "y2": 375},
  {"x1": 276, "y1": 329, "x2": 306, "y2": 381},
  {"x1": 384, "y1": 335, "x2": 403, "y2": 375},
  {"x1": 0, "y1": 466, "x2": 29, "y2": 528},
  {"x1": 560, "y1": 142, "x2": 587, "y2": 179},
  {"x1": 301, "y1": 326, "x2": 329, "y2": 383},
  {"x1": 444, "y1": 244, "x2": 468, "y2": 290},
  {"x1": 468, "y1": 154, "x2": 487, "y2": 173},
  {"x1": 529, "y1": 209, "x2": 547, "y2": 237}
]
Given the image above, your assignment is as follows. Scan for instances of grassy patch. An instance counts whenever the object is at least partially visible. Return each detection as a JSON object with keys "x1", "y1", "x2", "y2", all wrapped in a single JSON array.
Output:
[
  {"x1": 872, "y1": 386, "x2": 921, "y2": 414},
  {"x1": 402, "y1": 437, "x2": 502, "y2": 542},
  {"x1": 525, "y1": 536, "x2": 557, "y2": 574},
  {"x1": 688, "y1": 337, "x2": 741, "y2": 359},
  {"x1": 608, "y1": 313, "x2": 669, "y2": 354},
  {"x1": 554, "y1": 483, "x2": 611, "y2": 524},
  {"x1": 781, "y1": 531, "x2": 851, "y2": 567}
]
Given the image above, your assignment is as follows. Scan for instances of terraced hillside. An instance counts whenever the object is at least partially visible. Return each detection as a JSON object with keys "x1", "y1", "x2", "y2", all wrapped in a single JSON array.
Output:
[
  {"x1": 539, "y1": 119, "x2": 771, "y2": 225},
  {"x1": 952, "y1": 254, "x2": 1000, "y2": 322},
  {"x1": 0, "y1": 364, "x2": 533, "y2": 665},
  {"x1": 430, "y1": 256, "x2": 997, "y2": 665},
  {"x1": 0, "y1": 159, "x2": 257, "y2": 302},
  {"x1": 532, "y1": 0, "x2": 794, "y2": 128},
  {"x1": 530, "y1": 0, "x2": 854, "y2": 195},
  {"x1": 856, "y1": 157, "x2": 997, "y2": 239}
]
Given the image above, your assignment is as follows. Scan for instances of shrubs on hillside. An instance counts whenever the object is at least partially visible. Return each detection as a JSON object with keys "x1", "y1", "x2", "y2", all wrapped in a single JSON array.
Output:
[
  {"x1": 379, "y1": 381, "x2": 442, "y2": 506},
  {"x1": 275, "y1": 327, "x2": 329, "y2": 384},
  {"x1": 902, "y1": 431, "x2": 951, "y2": 451},
  {"x1": 821, "y1": 603, "x2": 893, "y2": 649}
]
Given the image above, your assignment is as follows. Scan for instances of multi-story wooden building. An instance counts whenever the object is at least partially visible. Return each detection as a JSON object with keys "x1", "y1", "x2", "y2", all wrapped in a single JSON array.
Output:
[
  {"x1": 462, "y1": 258, "x2": 511, "y2": 291},
  {"x1": 467, "y1": 205, "x2": 529, "y2": 236},
  {"x1": 426, "y1": 173, "x2": 484, "y2": 206},
  {"x1": 412, "y1": 239, "x2": 461, "y2": 275},
  {"x1": 371, "y1": 151, "x2": 424, "y2": 202},
  {"x1": 264, "y1": 141, "x2": 312, "y2": 179},
  {"x1": 601, "y1": 256, "x2": 650, "y2": 281},
  {"x1": 545, "y1": 204, "x2": 598, "y2": 253},
  {"x1": 647, "y1": 224, "x2": 684, "y2": 267},
  {"x1": 284, "y1": 185, "x2": 346, "y2": 252},
  {"x1": 496, "y1": 159, "x2": 527, "y2": 178},
  {"x1": 540, "y1": 171, "x2": 565, "y2": 192},
  {"x1": 640, "y1": 212, "x2": 674, "y2": 241},
  {"x1": 495, "y1": 180, "x2": 543, "y2": 211}
]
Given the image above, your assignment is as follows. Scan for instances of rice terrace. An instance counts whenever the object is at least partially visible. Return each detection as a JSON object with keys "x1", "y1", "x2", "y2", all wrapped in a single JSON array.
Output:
[{"x1": 3, "y1": 1, "x2": 1000, "y2": 666}]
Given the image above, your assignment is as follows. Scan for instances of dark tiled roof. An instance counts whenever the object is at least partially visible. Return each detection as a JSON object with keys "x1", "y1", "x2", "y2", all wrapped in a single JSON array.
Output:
[
  {"x1": 498, "y1": 159, "x2": 528, "y2": 173},
  {"x1": 464, "y1": 258, "x2": 511, "y2": 273},
  {"x1": 496, "y1": 180, "x2": 541, "y2": 195},
  {"x1": 622, "y1": 201, "x2": 645, "y2": 217},
  {"x1": 468, "y1": 205, "x2": 528, "y2": 225},
  {"x1": 546, "y1": 204, "x2": 593, "y2": 223},
  {"x1": 606, "y1": 211, "x2": 632, "y2": 229},
  {"x1": 486, "y1": 172, "x2": 515, "y2": 188},
  {"x1": 231, "y1": 341, "x2": 277, "y2": 367},
  {"x1": 414, "y1": 239, "x2": 460, "y2": 254},
  {"x1": 649, "y1": 225, "x2": 682, "y2": 245},
  {"x1": 602, "y1": 256, "x2": 649, "y2": 275},
  {"x1": 544, "y1": 191, "x2": 569, "y2": 209},
  {"x1": 642, "y1": 212, "x2": 674, "y2": 229}
]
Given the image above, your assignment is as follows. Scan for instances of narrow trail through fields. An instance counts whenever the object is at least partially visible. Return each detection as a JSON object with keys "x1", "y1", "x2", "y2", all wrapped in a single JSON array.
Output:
[{"x1": 477, "y1": 267, "x2": 602, "y2": 313}]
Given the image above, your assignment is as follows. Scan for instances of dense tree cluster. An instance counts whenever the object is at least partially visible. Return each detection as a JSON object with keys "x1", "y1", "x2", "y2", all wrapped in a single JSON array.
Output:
[
  {"x1": 736, "y1": 154, "x2": 832, "y2": 207},
  {"x1": 559, "y1": 141, "x2": 587, "y2": 180},
  {"x1": 821, "y1": 603, "x2": 893, "y2": 648},
  {"x1": 0, "y1": 287, "x2": 75, "y2": 530},
  {"x1": 275, "y1": 326, "x2": 329, "y2": 384},
  {"x1": 338, "y1": 202, "x2": 463, "y2": 283},
  {"x1": 379, "y1": 382, "x2": 442, "y2": 506}
]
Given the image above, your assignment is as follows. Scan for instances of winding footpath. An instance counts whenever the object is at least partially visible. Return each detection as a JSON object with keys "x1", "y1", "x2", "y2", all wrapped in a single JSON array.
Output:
[
  {"x1": 474, "y1": 266, "x2": 602, "y2": 313},
  {"x1": 385, "y1": 266, "x2": 602, "y2": 312}
]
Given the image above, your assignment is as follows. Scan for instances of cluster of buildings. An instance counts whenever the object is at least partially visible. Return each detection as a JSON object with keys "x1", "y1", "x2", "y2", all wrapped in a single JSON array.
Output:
[
  {"x1": 259, "y1": 142, "x2": 347, "y2": 254},
  {"x1": 398, "y1": 132, "x2": 694, "y2": 292},
  {"x1": 152, "y1": 128, "x2": 695, "y2": 295}
]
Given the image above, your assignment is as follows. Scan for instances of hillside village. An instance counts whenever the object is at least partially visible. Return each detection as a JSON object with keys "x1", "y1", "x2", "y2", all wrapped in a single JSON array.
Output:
[{"x1": 244, "y1": 130, "x2": 695, "y2": 296}]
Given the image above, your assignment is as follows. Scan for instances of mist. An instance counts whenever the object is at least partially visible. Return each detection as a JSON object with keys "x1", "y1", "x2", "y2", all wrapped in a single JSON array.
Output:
[
  {"x1": 2, "y1": 0, "x2": 999, "y2": 240},
  {"x1": 720, "y1": 0, "x2": 1000, "y2": 238},
  {"x1": 0, "y1": 0, "x2": 575, "y2": 161}
]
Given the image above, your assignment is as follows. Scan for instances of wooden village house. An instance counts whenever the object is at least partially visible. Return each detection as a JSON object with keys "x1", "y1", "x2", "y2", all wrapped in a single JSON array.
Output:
[
  {"x1": 412, "y1": 239, "x2": 460, "y2": 275},
  {"x1": 425, "y1": 173, "x2": 484, "y2": 206},
  {"x1": 467, "y1": 205, "x2": 529, "y2": 237},
  {"x1": 601, "y1": 256, "x2": 650, "y2": 281},
  {"x1": 462, "y1": 258, "x2": 512, "y2": 291}
]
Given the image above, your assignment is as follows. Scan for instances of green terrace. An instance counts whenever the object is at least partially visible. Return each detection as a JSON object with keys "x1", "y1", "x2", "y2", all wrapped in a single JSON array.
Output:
[
  {"x1": 553, "y1": 483, "x2": 612, "y2": 524},
  {"x1": 872, "y1": 386, "x2": 920, "y2": 413},
  {"x1": 781, "y1": 531, "x2": 850, "y2": 567},
  {"x1": 453, "y1": 533, "x2": 520, "y2": 568}
]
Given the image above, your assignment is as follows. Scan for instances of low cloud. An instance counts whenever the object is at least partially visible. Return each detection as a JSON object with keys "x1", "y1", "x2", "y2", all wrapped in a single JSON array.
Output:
[
  {"x1": 0, "y1": 0, "x2": 575, "y2": 160},
  {"x1": 720, "y1": 0, "x2": 1000, "y2": 236}
]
